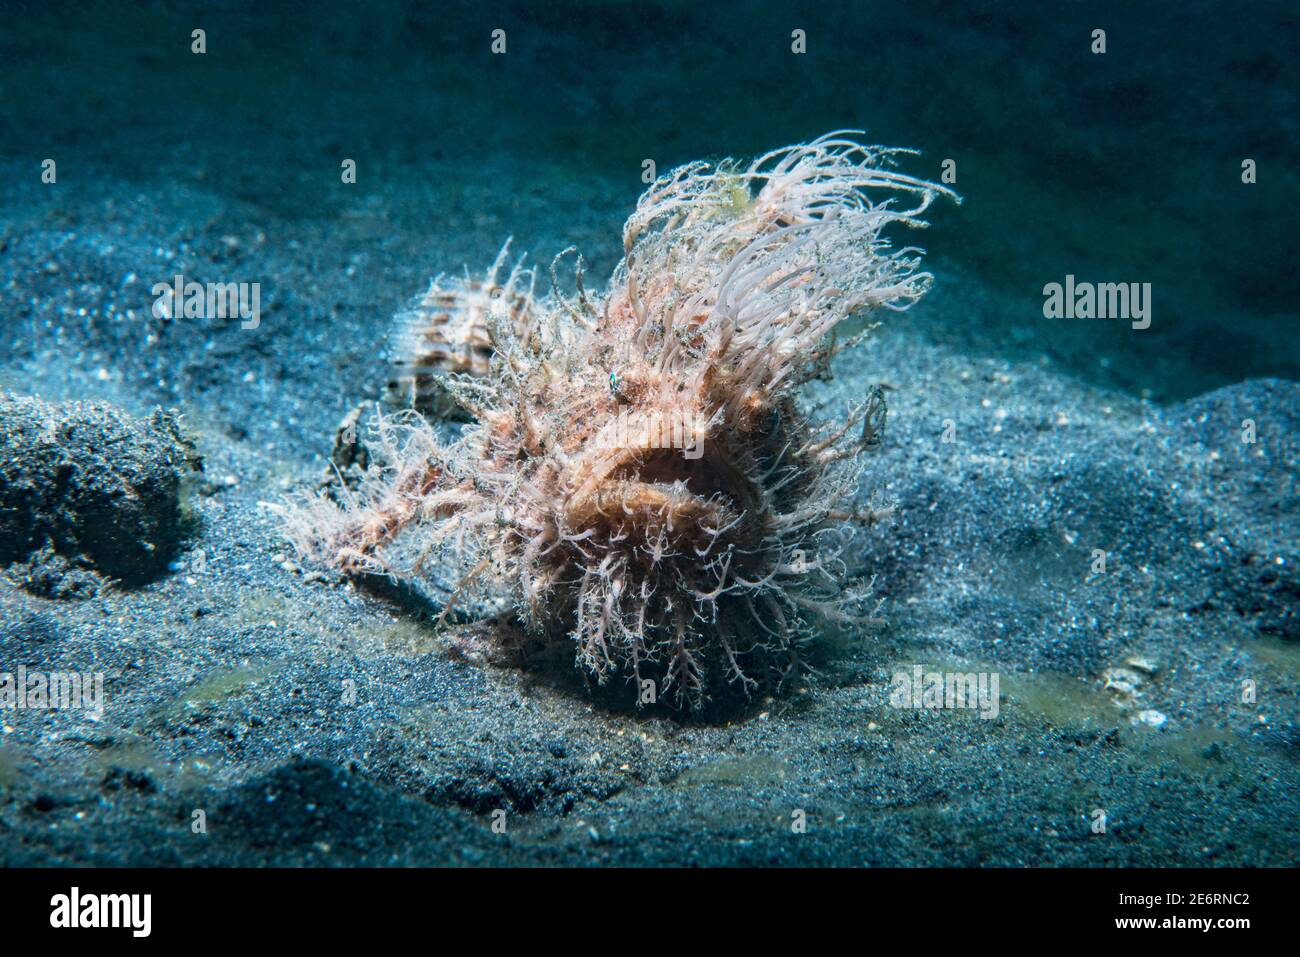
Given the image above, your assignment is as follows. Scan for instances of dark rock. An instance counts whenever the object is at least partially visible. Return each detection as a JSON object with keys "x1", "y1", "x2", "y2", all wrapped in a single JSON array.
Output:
[{"x1": 0, "y1": 392, "x2": 201, "y2": 594}]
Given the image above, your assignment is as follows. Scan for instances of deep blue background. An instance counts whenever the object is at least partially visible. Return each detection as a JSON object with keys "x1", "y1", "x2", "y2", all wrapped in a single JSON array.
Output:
[{"x1": 2, "y1": 0, "x2": 1296, "y2": 399}]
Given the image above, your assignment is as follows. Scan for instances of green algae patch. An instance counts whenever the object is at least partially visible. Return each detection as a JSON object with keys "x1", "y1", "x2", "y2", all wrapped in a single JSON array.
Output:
[
  {"x1": 144, "y1": 661, "x2": 281, "y2": 730},
  {"x1": 997, "y1": 669, "x2": 1117, "y2": 730},
  {"x1": 0, "y1": 743, "x2": 23, "y2": 790},
  {"x1": 1129, "y1": 723, "x2": 1238, "y2": 774},
  {"x1": 93, "y1": 734, "x2": 225, "y2": 793},
  {"x1": 676, "y1": 754, "x2": 791, "y2": 788},
  {"x1": 231, "y1": 588, "x2": 299, "y2": 629},
  {"x1": 182, "y1": 662, "x2": 279, "y2": 706},
  {"x1": 1244, "y1": 635, "x2": 1300, "y2": 682},
  {"x1": 359, "y1": 617, "x2": 439, "y2": 657}
]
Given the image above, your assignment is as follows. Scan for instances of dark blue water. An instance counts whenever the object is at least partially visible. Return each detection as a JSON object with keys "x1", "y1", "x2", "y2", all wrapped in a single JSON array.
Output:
[{"x1": 2, "y1": 0, "x2": 1296, "y2": 398}]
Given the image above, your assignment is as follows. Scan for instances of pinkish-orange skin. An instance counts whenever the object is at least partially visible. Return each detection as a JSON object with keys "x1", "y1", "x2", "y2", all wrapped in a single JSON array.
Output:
[
  {"x1": 289, "y1": 134, "x2": 952, "y2": 706},
  {"x1": 489, "y1": 292, "x2": 817, "y2": 688},
  {"x1": 319, "y1": 278, "x2": 861, "y2": 704},
  {"x1": 330, "y1": 462, "x2": 445, "y2": 576}
]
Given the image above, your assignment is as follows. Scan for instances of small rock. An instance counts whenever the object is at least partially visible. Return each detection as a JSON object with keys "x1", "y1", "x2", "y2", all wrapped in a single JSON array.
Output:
[
  {"x1": 1124, "y1": 656, "x2": 1159, "y2": 676},
  {"x1": 1102, "y1": 666, "x2": 1144, "y2": 699},
  {"x1": 0, "y1": 392, "x2": 202, "y2": 595},
  {"x1": 1133, "y1": 709, "x2": 1168, "y2": 729}
]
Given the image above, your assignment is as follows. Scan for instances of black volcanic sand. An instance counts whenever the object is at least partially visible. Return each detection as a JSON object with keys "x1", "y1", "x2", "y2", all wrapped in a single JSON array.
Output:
[{"x1": 0, "y1": 1, "x2": 1297, "y2": 866}]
